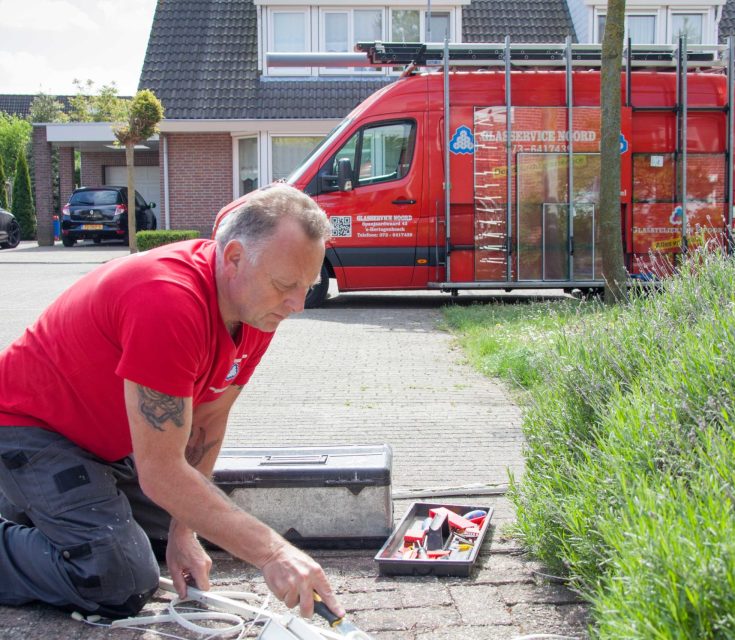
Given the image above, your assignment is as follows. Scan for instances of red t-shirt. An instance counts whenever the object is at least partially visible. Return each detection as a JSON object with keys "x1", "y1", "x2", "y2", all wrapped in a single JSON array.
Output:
[{"x1": 0, "y1": 239, "x2": 274, "y2": 461}]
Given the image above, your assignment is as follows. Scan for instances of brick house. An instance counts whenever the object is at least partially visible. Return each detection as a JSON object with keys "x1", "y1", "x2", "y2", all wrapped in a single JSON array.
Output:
[{"x1": 30, "y1": 0, "x2": 734, "y2": 244}]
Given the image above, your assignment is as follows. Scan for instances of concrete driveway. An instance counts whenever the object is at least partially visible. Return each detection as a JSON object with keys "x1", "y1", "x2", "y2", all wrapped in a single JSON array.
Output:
[{"x1": 0, "y1": 241, "x2": 588, "y2": 639}]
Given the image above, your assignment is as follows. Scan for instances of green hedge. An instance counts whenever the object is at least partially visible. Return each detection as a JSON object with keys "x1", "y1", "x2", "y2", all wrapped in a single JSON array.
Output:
[
  {"x1": 136, "y1": 230, "x2": 200, "y2": 252},
  {"x1": 509, "y1": 249, "x2": 735, "y2": 638}
]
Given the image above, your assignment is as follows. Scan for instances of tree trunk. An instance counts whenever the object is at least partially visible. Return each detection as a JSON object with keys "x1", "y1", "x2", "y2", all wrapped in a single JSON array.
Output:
[
  {"x1": 126, "y1": 142, "x2": 138, "y2": 253},
  {"x1": 599, "y1": 0, "x2": 627, "y2": 303}
]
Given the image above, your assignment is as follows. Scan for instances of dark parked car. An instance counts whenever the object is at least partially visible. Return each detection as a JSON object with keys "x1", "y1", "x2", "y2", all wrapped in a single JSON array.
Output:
[
  {"x1": 0, "y1": 208, "x2": 21, "y2": 249},
  {"x1": 61, "y1": 186, "x2": 157, "y2": 247}
]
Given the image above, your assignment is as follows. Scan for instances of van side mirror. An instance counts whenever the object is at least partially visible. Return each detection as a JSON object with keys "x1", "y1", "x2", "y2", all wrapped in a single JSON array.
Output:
[
  {"x1": 336, "y1": 158, "x2": 353, "y2": 192},
  {"x1": 319, "y1": 157, "x2": 354, "y2": 193}
]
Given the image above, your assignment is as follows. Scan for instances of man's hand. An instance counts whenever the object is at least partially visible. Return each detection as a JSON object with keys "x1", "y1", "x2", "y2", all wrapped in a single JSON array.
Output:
[
  {"x1": 261, "y1": 542, "x2": 344, "y2": 619},
  {"x1": 166, "y1": 520, "x2": 213, "y2": 598}
]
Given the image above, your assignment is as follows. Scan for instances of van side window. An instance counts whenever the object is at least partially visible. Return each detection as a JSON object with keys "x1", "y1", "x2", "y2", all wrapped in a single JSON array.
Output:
[{"x1": 325, "y1": 120, "x2": 416, "y2": 190}]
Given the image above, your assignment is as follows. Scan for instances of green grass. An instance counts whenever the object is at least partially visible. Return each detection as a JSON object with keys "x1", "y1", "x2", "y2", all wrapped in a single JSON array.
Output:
[
  {"x1": 442, "y1": 298, "x2": 604, "y2": 389},
  {"x1": 442, "y1": 252, "x2": 735, "y2": 639}
]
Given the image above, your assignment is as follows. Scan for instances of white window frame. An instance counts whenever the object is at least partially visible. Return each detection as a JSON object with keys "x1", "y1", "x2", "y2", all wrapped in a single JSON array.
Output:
[
  {"x1": 595, "y1": 9, "x2": 662, "y2": 44},
  {"x1": 590, "y1": 4, "x2": 722, "y2": 46},
  {"x1": 318, "y1": 8, "x2": 385, "y2": 75},
  {"x1": 232, "y1": 135, "x2": 260, "y2": 199},
  {"x1": 388, "y1": 7, "x2": 457, "y2": 45},
  {"x1": 387, "y1": 7, "x2": 458, "y2": 74},
  {"x1": 266, "y1": 7, "x2": 312, "y2": 76},
  {"x1": 268, "y1": 132, "x2": 326, "y2": 182},
  {"x1": 260, "y1": 3, "x2": 462, "y2": 76},
  {"x1": 668, "y1": 10, "x2": 709, "y2": 45}
]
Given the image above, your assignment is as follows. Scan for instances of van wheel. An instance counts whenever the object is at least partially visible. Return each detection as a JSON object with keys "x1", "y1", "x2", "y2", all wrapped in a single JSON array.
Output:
[{"x1": 305, "y1": 264, "x2": 330, "y2": 309}]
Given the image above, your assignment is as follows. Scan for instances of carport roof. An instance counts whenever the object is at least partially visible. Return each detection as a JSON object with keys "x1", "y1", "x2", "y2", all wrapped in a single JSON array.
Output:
[{"x1": 138, "y1": 0, "x2": 577, "y2": 121}]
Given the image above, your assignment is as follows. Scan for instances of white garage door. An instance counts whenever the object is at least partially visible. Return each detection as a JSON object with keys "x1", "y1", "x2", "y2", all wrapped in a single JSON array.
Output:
[{"x1": 106, "y1": 166, "x2": 161, "y2": 225}]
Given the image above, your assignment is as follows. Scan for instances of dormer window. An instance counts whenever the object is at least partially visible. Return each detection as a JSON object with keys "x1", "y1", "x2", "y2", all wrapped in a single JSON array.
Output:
[{"x1": 257, "y1": 0, "x2": 468, "y2": 76}]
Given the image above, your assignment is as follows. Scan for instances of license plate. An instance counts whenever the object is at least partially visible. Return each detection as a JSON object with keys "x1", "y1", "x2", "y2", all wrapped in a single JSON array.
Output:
[{"x1": 81, "y1": 224, "x2": 103, "y2": 230}]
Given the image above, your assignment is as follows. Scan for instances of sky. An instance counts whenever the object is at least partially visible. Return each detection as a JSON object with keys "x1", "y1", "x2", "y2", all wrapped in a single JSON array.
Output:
[{"x1": 0, "y1": 0, "x2": 159, "y2": 96}]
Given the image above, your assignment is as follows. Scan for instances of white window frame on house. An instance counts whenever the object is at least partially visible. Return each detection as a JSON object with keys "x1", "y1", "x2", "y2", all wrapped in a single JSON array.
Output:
[
  {"x1": 232, "y1": 135, "x2": 260, "y2": 199},
  {"x1": 318, "y1": 7, "x2": 385, "y2": 75},
  {"x1": 389, "y1": 8, "x2": 455, "y2": 45},
  {"x1": 595, "y1": 9, "x2": 662, "y2": 44},
  {"x1": 266, "y1": 7, "x2": 312, "y2": 76},
  {"x1": 257, "y1": 0, "x2": 466, "y2": 76},
  {"x1": 668, "y1": 11, "x2": 708, "y2": 45},
  {"x1": 590, "y1": 3, "x2": 722, "y2": 46},
  {"x1": 268, "y1": 132, "x2": 325, "y2": 182}
]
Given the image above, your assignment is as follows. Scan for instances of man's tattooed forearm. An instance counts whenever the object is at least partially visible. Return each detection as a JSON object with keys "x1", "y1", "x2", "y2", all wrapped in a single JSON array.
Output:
[
  {"x1": 137, "y1": 385, "x2": 185, "y2": 431},
  {"x1": 186, "y1": 425, "x2": 220, "y2": 466}
]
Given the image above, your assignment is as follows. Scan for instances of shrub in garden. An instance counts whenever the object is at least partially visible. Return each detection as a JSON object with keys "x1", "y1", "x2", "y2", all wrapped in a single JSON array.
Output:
[
  {"x1": 11, "y1": 150, "x2": 35, "y2": 239},
  {"x1": 136, "y1": 230, "x2": 200, "y2": 252},
  {"x1": 0, "y1": 156, "x2": 8, "y2": 209},
  {"x1": 511, "y1": 249, "x2": 735, "y2": 638}
]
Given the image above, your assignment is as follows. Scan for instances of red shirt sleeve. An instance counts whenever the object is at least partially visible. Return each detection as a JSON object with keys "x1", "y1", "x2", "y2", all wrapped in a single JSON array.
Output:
[{"x1": 115, "y1": 280, "x2": 208, "y2": 398}]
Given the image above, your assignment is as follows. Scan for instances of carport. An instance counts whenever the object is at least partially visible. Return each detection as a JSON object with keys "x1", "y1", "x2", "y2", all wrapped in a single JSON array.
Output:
[{"x1": 32, "y1": 123, "x2": 160, "y2": 245}]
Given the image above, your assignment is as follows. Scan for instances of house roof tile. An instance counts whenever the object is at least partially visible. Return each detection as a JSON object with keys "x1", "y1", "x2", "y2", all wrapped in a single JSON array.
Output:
[
  {"x1": 720, "y1": 0, "x2": 735, "y2": 43},
  {"x1": 0, "y1": 94, "x2": 73, "y2": 119}
]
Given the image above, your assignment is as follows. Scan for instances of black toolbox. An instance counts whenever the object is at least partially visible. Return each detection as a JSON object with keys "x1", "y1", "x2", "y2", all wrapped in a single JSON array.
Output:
[
  {"x1": 212, "y1": 445, "x2": 393, "y2": 548},
  {"x1": 374, "y1": 502, "x2": 493, "y2": 576}
]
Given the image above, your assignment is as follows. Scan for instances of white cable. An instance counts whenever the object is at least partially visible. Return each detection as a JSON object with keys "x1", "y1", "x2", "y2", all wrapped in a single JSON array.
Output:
[
  {"x1": 166, "y1": 597, "x2": 245, "y2": 637},
  {"x1": 73, "y1": 584, "x2": 346, "y2": 640}
]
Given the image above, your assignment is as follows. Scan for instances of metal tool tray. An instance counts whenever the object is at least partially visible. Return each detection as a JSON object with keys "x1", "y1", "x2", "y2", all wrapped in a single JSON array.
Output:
[
  {"x1": 213, "y1": 444, "x2": 393, "y2": 548},
  {"x1": 374, "y1": 501, "x2": 493, "y2": 577}
]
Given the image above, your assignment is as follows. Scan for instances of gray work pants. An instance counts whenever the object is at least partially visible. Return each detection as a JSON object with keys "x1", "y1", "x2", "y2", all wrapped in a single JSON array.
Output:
[{"x1": 0, "y1": 427, "x2": 170, "y2": 617}]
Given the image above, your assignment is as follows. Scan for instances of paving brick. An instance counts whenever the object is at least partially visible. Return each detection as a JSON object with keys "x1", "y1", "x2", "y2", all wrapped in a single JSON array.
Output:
[
  {"x1": 449, "y1": 584, "x2": 513, "y2": 626},
  {"x1": 511, "y1": 602, "x2": 590, "y2": 637},
  {"x1": 396, "y1": 580, "x2": 453, "y2": 608},
  {"x1": 474, "y1": 553, "x2": 542, "y2": 584},
  {"x1": 416, "y1": 625, "x2": 523, "y2": 640},
  {"x1": 498, "y1": 581, "x2": 583, "y2": 606}
]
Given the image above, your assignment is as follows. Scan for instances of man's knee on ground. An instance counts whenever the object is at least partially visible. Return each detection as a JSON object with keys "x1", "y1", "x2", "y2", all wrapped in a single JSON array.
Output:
[{"x1": 61, "y1": 525, "x2": 160, "y2": 616}]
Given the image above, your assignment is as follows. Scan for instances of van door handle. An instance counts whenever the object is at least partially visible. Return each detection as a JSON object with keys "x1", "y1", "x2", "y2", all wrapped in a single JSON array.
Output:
[{"x1": 392, "y1": 199, "x2": 416, "y2": 205}]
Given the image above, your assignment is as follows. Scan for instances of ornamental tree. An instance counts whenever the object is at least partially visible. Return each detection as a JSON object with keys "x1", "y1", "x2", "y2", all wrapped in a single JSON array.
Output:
[{"x1": 114, "y1": 89, "x2": 164, "y2": 253}]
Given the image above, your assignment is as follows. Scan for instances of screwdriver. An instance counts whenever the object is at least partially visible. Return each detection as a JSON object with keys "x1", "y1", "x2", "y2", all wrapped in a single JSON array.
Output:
[{"x1": 312, "y1": 593, "x2": 374, "y2": 640}]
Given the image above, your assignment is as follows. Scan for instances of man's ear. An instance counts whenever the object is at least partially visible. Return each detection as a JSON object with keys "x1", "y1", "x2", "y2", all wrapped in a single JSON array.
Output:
[{"x1": 222, "y1": 239, "x2": 246, "y2": 276}]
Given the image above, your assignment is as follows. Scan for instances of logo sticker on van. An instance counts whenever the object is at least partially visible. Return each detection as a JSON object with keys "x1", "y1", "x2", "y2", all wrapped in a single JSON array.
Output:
[{"x1": 450, "y1": 126, "x2": 475, "y2": 155}]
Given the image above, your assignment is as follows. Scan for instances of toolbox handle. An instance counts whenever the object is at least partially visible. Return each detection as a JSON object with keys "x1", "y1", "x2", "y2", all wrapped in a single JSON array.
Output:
[{"x1": 259, "y1": 454, "x2": 328, "y2": 466}]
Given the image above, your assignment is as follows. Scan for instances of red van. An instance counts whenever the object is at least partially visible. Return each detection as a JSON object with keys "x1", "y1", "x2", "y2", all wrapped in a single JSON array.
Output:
[{"x1": 215, "y1": 41, "x2": 735, "y2": 307}]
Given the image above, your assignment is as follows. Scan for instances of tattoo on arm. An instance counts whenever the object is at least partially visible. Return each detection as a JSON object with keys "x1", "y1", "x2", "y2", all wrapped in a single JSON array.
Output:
[
  {"x1": 186, "y1": 425, "x2": 220, "y2": 467},
  {"x1": 137, "y1": 385, "x2": 185, "y2": 431}
]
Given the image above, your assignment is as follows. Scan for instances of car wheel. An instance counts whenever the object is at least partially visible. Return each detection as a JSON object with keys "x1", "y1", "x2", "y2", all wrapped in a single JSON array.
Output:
[
  {"x1": 93, "y1": 237, "x2": 102, "y2": 244},
  {"x1": 305, "y1": 263, "x2": 330, "y2": 309},
  {"x1": 0, "y1": 219, "x2": 21, "y2": 249},
  {"x1": 62, "y1": 236, "x2": 76, "y2": 247}
]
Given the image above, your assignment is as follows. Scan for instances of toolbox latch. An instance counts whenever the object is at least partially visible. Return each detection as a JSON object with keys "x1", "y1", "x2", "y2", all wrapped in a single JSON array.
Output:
[{"x1": 259, "y1": 454, "x2": 328, "y2": 465}]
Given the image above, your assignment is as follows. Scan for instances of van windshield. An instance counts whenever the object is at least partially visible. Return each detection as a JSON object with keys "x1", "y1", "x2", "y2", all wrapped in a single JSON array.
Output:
[{"x1": 287, "y1": 117, "x2": 353, "y2": 185}]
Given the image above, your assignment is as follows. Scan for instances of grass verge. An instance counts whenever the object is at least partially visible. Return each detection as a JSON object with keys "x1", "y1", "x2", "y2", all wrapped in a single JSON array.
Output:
[{"x1": 442, "y1": 252, "x2": 735, "y2": 638}]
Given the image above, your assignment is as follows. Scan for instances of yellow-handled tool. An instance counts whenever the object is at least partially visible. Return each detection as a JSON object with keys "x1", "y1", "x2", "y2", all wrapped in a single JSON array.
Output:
[{"x1": 313, "y1": 593, "x2": 374, "y2": 640}]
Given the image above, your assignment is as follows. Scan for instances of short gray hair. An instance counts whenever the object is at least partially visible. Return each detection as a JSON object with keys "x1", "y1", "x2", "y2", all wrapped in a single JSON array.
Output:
[{"x1": 215, "y1": 184, "x2": 331, "y2": 264}]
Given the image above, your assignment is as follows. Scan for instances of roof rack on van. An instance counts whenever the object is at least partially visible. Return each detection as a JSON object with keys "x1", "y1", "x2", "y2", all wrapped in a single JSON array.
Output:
[{"x1": 353, "y1": 41, "x2": 726, "y2": 69}]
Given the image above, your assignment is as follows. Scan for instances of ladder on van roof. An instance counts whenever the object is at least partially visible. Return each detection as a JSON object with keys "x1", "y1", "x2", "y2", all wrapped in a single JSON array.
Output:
[{"x1": 353, "y1": 40, "x2": 728, "y2": 70}]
